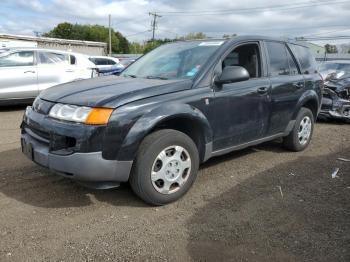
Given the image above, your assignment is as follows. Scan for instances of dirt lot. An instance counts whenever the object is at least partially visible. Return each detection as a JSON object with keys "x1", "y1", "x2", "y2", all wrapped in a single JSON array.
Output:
[{"x1": 0, "y1": 106, "x2": 349, "y2": 262}]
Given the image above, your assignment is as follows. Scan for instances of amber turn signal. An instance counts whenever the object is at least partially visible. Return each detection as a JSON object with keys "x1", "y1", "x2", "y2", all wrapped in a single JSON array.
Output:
[{"x1": 85, "y1": 108, "x2": 113, "y2": 125}]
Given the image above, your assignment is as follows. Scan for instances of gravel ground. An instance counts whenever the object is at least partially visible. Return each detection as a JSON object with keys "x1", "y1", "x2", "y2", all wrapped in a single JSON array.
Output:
[{"x1": 0, "y1": 106, "x2": 349, "y2": 262}]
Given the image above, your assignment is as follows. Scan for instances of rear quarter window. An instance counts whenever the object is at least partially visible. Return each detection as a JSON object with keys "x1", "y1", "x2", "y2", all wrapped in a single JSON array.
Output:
[{"x1": 289, "y1": 44, "x2": 317, "y2": 74}]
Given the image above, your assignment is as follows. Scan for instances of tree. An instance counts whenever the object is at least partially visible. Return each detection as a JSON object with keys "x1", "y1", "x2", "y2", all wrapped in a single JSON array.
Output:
[
  {"x1": 222, "y1": 34, "x2": 237, "y2": 39},
  {"x1": 177, "y1": 32, "x2": 207, "y2": 41},
  {"x1": 44, "y1": 22, "x2": 75, "y2": 39},
  {"x1": 325, "y1": 44, "x2": 338, "y2": 54},
  {"x1": 44, "y1": 22, "x2": 130, "y2": 54}
]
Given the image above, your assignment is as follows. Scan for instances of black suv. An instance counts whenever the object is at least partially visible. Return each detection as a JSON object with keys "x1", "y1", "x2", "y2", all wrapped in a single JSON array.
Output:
[{"x1": 21, "y1": 36, "x2": 322, "y2": 205}]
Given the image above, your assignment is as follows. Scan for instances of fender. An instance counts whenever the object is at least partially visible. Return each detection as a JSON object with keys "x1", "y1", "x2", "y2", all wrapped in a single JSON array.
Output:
[
  {"x1": 116, "y1": 103, "x2": 213, "y2": 161},
  {"x1": 292, "y1": 89, "x2": 320, "y2": 119}
]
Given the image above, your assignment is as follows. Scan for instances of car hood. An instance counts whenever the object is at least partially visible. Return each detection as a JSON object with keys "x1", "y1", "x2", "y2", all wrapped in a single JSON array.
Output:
[{"x1": 39, "y1": 76, "x2": 192, "y2": 108}]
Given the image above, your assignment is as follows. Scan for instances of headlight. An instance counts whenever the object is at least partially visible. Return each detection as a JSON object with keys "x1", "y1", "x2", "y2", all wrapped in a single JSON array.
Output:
[{"x1": 49, "y1": 104, "x2": 113, "y2": 125}]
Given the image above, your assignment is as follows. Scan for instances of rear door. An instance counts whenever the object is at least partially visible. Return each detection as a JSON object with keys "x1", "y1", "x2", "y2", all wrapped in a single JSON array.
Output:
[
  {"x1": 264, "y1": 41, "x2": 305, "y2": 135},
  {"x1": 0, "y1": 50, "x2": 38, "y2": 100},
  {"x1": 37, "y1": 51, "x2": 75, "y2": 92}
]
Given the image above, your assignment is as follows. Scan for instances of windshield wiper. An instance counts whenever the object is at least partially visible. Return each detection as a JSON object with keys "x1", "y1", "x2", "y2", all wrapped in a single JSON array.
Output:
[
  {"x1": 123, "y1": 74, "x2": 137, "y2": 78},
  {"x1": 145, "y1": 75, "x2": 169, "y2": 80}
]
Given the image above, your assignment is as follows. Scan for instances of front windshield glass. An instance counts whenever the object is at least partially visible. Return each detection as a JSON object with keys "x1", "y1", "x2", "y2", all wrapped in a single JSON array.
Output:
[
  {"x1": 319, "y1": 62, "x2": 350, "y2": 79},
  {"x1": 122, "y1": 41, "x2": 224, "y2": 80},
  {"x1": 319, "y1": 63, "x2": 350, "y2": 73}
]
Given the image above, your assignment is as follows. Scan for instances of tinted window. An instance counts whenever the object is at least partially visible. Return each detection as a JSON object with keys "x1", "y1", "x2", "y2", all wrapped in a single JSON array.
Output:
[
  {"x1": 108, "y1": 59, "x2": 116, "y2": 65},
  {"x1": 0, "y1": 51, "x2": 34, "y2": 67},
  {"x1": 70, "y1": 55, "x2": 76, "y2": 65},
  {"x1": 289, "y1": 44, "x2": 317, "y2": 74},
  {"x1": 286, "y1": 48, "x2": 300, "y2": 75},
  {"x1": 89, "y1": 58, "x2": 114, "y2": 66},
  {"x1": 266, "y1": 42, "x2": 290, "y2": 76},
  {"x1": 39, "y1": 52, "x2": 68, "y2": 65}
]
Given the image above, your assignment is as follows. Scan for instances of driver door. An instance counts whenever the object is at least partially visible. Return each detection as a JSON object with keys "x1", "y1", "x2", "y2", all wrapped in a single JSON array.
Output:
[{"x1": 207, "y1": 42, "x2": 271, "y2": 151}]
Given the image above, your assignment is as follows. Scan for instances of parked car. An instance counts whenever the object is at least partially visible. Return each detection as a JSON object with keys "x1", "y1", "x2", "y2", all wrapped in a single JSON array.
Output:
[
  {"x1": 318, "y1": 61, "x2": 350, "y2": 121},
  {"x1": 88, "y1": 56, "x2": 125, "y2": 76},
  {"x1": 0, "y1": 48, "x2": 98, "y2": 105},
  {"x1": 318, "y1": 60, "x2": 350, "y2": 80},
  {"x1": 21, "y1": 36, "x2": 322, "y2": 205},
  {"x1": 320, "y1": 75, "x2": 350, "y2": 121}
]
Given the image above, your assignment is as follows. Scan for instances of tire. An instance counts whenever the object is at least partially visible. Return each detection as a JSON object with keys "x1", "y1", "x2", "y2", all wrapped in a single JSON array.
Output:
[
  {"x1": 283, "y1": 107, "x2": 314, "y2": 152},
  {"x1": 129, "y1": 129, "x2": 200, "y2": 205}
]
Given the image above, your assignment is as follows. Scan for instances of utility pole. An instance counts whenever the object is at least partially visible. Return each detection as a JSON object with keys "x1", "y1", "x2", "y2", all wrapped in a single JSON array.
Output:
[
  {"x1": 149, "y1": 12, "x2": 162, "y2": 41},
  {"x1": 108, "y1": 14, "x2": 112, "y2": 56}
]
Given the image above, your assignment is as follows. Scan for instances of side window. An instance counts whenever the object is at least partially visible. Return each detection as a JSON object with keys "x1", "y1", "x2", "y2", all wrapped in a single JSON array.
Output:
[
  {"x1": 266, "y1": 42, "x2": 290, "y2": 76},
  {"x1": 108, "y1": 59, "x2": 116, "y2": 65},
  {"x1": 289, "y1": 44, "x2": 317, "y2": 74},
  {"x1": 286, "y1": 48, "x2": 300, "y2": 75},
  {"x1": 0, "y1": 51, "x2": 34, "y2": 67},
  {"x1": 222, "y1": 43, "x2": 261, "y2": 78},
  {"x1": 39, "y1": 52, "x2": 68, "y2": 65},
  {"x1": 70, "y1": 55, "x2": 76, "y2": 65},
  {"x1": 97, "y1": 59, "x2": 109, "y2": 65}
]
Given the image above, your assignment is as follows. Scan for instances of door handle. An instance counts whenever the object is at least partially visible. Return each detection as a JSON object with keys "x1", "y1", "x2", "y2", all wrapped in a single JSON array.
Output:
[
  {"x1": 293, "y1": 82, "x2": 304, "y2": 89},
  {"x1": 65, "y1": 69, "x2": 74, "y2": 72},
  {"x1": 257, "y1": 86, "x2": 268, "y2": 94},
  {"x1": 24, "y1": 70, "x2": 35, "y2": 74}
]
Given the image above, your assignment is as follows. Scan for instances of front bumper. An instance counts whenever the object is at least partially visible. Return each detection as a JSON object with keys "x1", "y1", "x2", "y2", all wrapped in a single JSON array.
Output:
[
  {"x1": 320, "y1": 96, "x2": 350, "y2": 120},
  {"x1": 21, "y1": 105, "x2": 133, "y2": 183}
]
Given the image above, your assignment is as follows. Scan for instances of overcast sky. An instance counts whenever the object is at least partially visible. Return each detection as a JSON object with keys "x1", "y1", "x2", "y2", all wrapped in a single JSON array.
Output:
[{"x1": 1, "y1": 0, "x2": 350, "y2": 45}]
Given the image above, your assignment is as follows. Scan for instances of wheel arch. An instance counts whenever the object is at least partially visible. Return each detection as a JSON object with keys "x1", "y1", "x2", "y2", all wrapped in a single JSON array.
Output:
[
  {"x1": 117, "y1": 103, "x2": 213, "y2": 163},
  {"x1": 293, "y1": 90, "x2": 320, "y2": 120}
]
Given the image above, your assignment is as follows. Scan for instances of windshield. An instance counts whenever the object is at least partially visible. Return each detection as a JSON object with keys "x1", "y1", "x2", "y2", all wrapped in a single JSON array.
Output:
[
  {"x1": 319, "y1": 63, "x2": 350, "y2": 73},
  {"x1": 121, "y1": 41, "x2": 223, "y2": 80}
]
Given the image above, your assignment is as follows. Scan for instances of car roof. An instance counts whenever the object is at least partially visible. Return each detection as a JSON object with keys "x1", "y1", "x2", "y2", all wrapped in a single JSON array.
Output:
[
  {"x1": 172, "y1": 35, "x2": 308, "y2": 48},
  {"x1": 89, "y1": 56, "x2": 118, "y2": 59},
  {"x1": 0, "y1": 47, "x2": 85, "y2": 56}
]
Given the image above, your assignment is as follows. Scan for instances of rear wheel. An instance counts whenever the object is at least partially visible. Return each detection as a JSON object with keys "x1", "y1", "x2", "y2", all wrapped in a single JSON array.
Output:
[
  {"x1": 283, "y1": 107, "x2": 314, "y2": 151},
  {"x1": 130, "y1": 129, "x2": 199, "y2": 205}
]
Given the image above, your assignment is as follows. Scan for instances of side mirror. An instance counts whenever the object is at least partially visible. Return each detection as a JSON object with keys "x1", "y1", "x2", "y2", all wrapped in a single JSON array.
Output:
[{"x1": 215, "y1": 66, "x2": 250, "y2": 85}]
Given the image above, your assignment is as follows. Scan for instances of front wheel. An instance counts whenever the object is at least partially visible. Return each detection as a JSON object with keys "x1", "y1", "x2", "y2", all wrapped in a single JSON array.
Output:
[
  {"x1": 130, "y1": 129, "x2": 199, "y2": 205},
  {"x1": 283, "y1": 107, "x2": 314, "y2": 151}
]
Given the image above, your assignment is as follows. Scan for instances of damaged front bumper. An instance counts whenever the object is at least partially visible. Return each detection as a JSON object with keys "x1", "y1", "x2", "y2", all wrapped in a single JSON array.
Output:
[
  {"x1": 21, "y1": 105, "x2": 133, "y2": 185},
  {"x1": 319, "y1": 88, "x2": 350, "y2": 120}
]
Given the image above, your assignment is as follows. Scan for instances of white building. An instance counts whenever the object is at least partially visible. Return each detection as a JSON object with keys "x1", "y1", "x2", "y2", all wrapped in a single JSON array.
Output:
[{"x1": 0, "y1": 34, "x2": 107, "y2": 55}]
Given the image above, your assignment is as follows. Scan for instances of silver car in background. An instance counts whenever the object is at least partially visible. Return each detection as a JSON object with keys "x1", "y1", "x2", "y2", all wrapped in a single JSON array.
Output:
[{"x1": 0, "y1": 48, "x2": 98, "y2": 105}]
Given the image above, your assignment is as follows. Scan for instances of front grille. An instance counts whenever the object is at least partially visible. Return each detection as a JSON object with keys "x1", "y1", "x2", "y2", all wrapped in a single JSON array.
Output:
[{"x1": 29, "y1": 125, "x2": 51, "y2": 141}]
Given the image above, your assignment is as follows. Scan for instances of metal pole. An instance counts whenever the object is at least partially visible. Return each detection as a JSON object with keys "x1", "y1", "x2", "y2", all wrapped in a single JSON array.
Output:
[
  {"x1": 149, "y1": 12, "x2": 162, "y2": 42},
  {"x1": 108, "y1": 14, "x2": 112, "y2": 56}
]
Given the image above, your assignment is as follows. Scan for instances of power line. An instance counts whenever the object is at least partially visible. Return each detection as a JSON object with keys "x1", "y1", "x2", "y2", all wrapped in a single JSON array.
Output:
[
  {"x1": 124, "y1": 30, "x2": 152, "y2": 38},
  {"x1": 155, "y1": 0, "x2": 349, "y2": 16},
  {"x1": 112, "y1": 17, "x2": 149, "y2": 27}
]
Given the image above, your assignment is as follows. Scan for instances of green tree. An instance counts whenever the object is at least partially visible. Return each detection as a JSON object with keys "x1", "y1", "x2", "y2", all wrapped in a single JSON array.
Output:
[
  {"x1": 44, "y1": 22, "x2": 130, "y2": 54},
  {"x1": 177, "y1": 32, "x2": 207, "y2": 41},
  {"x1": 325, "y1": 44, "x2": 338, "y2": 54},
  {"x1": 44, "y1": 22, "x2": 75, "y2": 39}
]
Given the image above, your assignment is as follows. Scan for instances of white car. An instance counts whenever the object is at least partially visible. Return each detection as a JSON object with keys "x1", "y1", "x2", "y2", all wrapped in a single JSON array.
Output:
[
  {"x1": 88, "y1": 56, "x2": 123, "y2": 69},
  {"x1": 89, "y1": 56, "x2": 125, "y2": 76},
  {"x1": 0, "y1": 48, "x2": 98, "y2": 105}
]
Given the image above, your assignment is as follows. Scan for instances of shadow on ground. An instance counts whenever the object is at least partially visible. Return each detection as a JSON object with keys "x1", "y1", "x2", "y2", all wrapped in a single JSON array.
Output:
[
  {"x1": 186, "y1": 147, "x2": 350, "y2": 262},
  {"x1": 0, "y1": 148, "x2": 146, "y2": 208},
  {"x1": 0, "y1": 105, "x2": 28, "y2": 112},
  {"x1": 0, "y1": 139, "x2": 288, "y2": 209}
]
